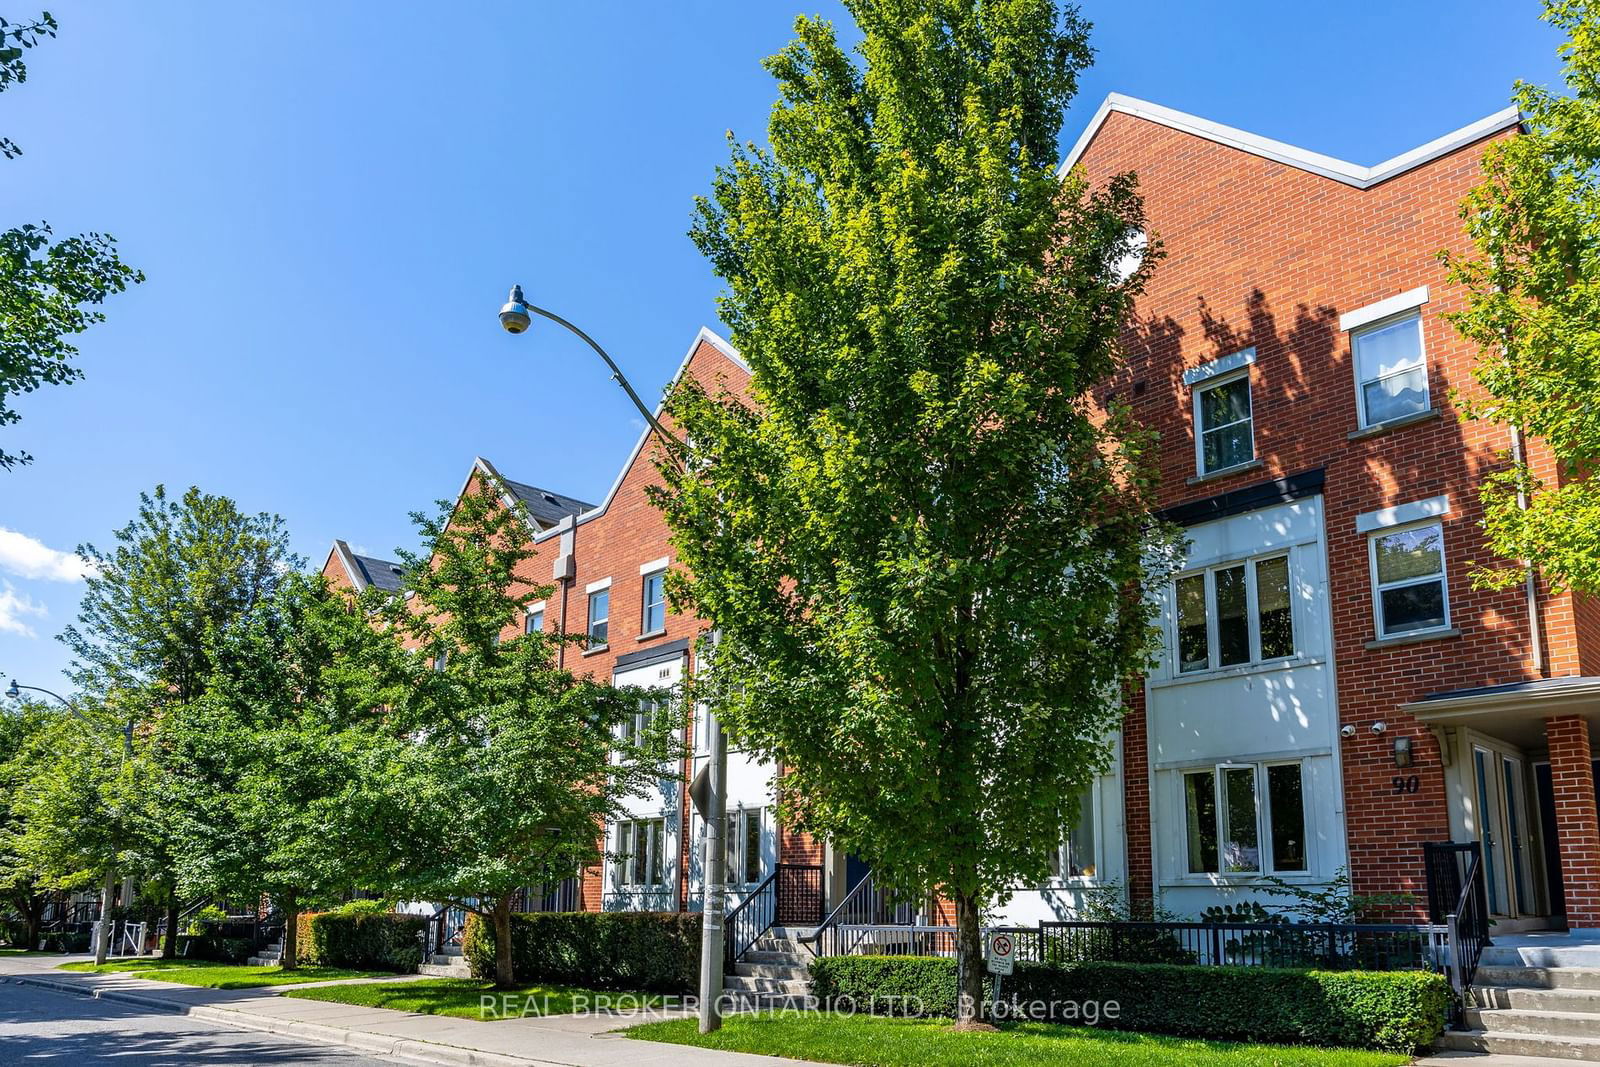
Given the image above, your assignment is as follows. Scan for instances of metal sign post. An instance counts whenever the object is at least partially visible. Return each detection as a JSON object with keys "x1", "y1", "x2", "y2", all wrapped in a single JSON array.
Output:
[{"x1": 986, "y1": 930, "x2": 1015, "y2": 1020}]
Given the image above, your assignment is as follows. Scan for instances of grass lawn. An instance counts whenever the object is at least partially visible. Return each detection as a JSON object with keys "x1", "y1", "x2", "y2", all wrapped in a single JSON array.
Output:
[
  {"x1": 58, "y1": 958, "x2": 392, "y2": 988},
  {"x1": 624, "y1": 1015, "x2": 1412, "y2": 1067},
  {"x1": 285, "y1": 977, "x2": 663, "y2": 1020}
]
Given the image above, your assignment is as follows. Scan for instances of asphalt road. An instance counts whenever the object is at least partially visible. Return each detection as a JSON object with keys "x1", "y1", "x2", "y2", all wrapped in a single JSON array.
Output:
[{"x1": 0, "y1": 979, "x2": 402, "y2": 1065}]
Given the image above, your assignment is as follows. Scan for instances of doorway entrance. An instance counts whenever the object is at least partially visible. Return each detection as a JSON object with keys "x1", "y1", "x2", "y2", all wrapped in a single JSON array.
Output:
[{"x1": 1470, "y1": 738, "x2": 1544, "y2": 921}]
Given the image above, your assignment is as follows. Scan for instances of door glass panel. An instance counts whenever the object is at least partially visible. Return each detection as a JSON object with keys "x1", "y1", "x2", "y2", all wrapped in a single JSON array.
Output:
[
  {"x1": 1474, "y1": 749, "x2": 1502, "y2": 915},
  {"x1": 1502, "y1": 757, "x2": 1529, "y2": 916}
]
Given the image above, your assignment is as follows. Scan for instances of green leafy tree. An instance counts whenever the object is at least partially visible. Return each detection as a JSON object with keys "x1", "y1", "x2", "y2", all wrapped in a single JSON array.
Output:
[
  {"x1": 2, "y1": 10, "x2": 142, "y2": 470},
  {"x1": 351, "y1": 479, "x2": 682, "y2": 988},
  {"x1": 656, "y1": 0, "x2": 1173, "y2": 1023},
  {"x1": 1443, "y1": 0, "x2": 1600, "y2": 592},
  {"x1": 164, "y1": 573, "x2": 401, "y2": 968},
  {"x1": 0, "y1": 699, "x2": 59, "y2": 948}
]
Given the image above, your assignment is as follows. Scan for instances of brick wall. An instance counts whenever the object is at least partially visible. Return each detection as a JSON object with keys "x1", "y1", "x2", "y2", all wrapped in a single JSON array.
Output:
[
  {"x1": 1547, "y1": 716, "x2": 1600, "y2": 928},
  {"x1": 1073, "y1": 108, "x2": 1579, "y2": 910}
]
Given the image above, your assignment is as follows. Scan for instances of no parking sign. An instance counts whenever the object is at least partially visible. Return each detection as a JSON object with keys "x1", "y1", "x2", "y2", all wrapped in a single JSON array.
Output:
[{"x1": 986, "y1": 930, "x2": 1015, "y2": 975}]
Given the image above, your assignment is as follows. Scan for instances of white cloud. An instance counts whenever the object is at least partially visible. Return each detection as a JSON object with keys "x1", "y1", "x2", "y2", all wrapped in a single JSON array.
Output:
[
  {"x1": 0, "y1": 582, "x2": 46, "y2": 637},
  {"x1": 0, "y1": 527, "x2": 95, "y2": 581}
]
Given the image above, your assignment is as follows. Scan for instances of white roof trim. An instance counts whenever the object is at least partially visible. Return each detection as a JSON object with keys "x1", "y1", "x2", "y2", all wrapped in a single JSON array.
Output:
[
  {"x1": 1058, "y1": 93, "x2": 1521, "y2": 189},
  {"x1": 534, "y1": 325, "x2": 748, "y2": 543},
  {"x1": 330, "y1": 539, "x2": 367, "y2": 592}
]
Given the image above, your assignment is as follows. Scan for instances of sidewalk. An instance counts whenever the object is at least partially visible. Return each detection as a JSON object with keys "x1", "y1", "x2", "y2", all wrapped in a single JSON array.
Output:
[{"x1": 0, "y1": 954, "x2": 804, "y2": 1067}]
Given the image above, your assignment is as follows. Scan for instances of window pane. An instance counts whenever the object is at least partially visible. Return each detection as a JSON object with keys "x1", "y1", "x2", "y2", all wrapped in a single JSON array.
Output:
[
  {"x1": 1256, "y1": 556, "x2": 1294, "y2": 659},
  {"x1": 1222, "y1": 767, "x2": 1260, "y2": 873},
  {"x1": 1215, "y1": 565, "x2": 1249, "y2": 666},
  {"x1": 1380, "y1": 581, "x2": 1447, "y2": 635},
  {"x1": 616, "y1": 822, "x2": 633, "y2": 884},
  {"x1": 651, "y1": 819, "x2": 666, "y2": 885},
  {"x1": 1067, "y1": 785, "x2": 1096, "y2": 877},
  {"x1": 1202, "y1": 422, "x2": 1253, "y2": 472},
  {"x1": 643, "y1": 572, "x2": 666, "y2": 633},
  {"x1": 1201, "y1": 377, "x2": 1251, "y2": 427},
  {"x1": 1268, "y1": 764, "x2": 1307, "y2": 872},
  {"x1": 744, "y1": 809, "x2": 762, "y2": 884},
  {"x1": 1362, "y1": 366, "x2": 1429, "y2": 425},
  {"x1": 725, "y1": 812, "x2": 739, "y2": 881},
  {"x1": 588, "y1": 590, "x2": 609, "y2": 647},
  {"x1": 1185, "y1": 771, "x2": 1219, "y2": 874},
  {"x1": 1176, "y1": 573, "x2": 1209, "y2": 672},
  {"x1": 1375, "y1": 526, "x2": 1443, "y2": 584},
  {"x1": 526, "y1": 609, "x2": 543, "y2": 634},
  {"x1": 1355, "y1": 316, "x2": 1423, "y2": 382}
]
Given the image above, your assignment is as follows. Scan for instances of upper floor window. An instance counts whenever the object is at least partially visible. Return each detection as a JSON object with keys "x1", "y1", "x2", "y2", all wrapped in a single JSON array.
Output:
[
  {"x1": 642, "y1": 569, "x2": 667, "y2": 635},
  {"x1": 526, "y1": 607, "x2": 544, "y2": 634},
  {"x1": 1174, "y1": 554, "x2": 1294, "y2": 674},
  {"x1": 618, "y1": 695, "x2": 664, "y2": 746},
  {"x1": 1046, "y1": 783, "x2": 1097, "y2": 880},
  {"x1": 587, "y1": 587, "x2": 610, "y2": 649},
  {"x1": 432, "y1": 650, "x2": 448, "y2": 672},
  {"x1": 1370, "y1": 522, "x2": 1449, "y2": 638},
  {"x1": 1183, "y1": 761, "x2": 1306, "y2": 875},
  {"x1": 1194, "y1": 372, "x2": 1254, "y2": 475},
  {"x1": 1354, "y1": 313, "x2": 1428, "y2": 428}
]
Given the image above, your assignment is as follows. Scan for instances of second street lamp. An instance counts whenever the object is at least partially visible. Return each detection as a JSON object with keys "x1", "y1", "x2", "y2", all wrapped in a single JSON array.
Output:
[{"x1": 495, "y1": 286, "x2": 729, "y2": 1032}]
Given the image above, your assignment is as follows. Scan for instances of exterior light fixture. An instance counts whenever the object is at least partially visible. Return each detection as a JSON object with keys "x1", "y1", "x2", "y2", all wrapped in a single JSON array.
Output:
[{"x1": 1394, "y1": 736, "x2": 1413, "y2": 768}]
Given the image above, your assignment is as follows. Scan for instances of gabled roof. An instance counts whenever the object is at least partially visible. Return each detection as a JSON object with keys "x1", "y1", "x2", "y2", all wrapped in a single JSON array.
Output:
[
  {"x1": 331, "y1": 539, "x2": 406, "y2": 593},
  {"x1": 502, "y1": 478, "x2": 594, "y2": 527},
  {"x1": 542, "y1": 326, "x2": 748, "y2": 539},
  {"x1": 1058, "y1": 93, "x2": 1522, "y2": 189}
]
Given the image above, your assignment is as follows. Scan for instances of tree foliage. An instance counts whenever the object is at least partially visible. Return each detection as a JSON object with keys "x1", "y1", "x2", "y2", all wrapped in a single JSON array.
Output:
[
  {"x1": 350, "y1": 478, "x2": 682, "y2": 987},
  {"x1": 1, "y1": 9, "x2": 141, "y2": 470},
  {"x1": 656, "y1": 0, "x2": 1174, "y2": 1022},
  {"x1": 1444, "y1": 0, "x2": 1600, "y2": 593}
]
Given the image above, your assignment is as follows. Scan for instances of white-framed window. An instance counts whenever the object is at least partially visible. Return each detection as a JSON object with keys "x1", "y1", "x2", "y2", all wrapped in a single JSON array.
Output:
[
  {"x1": 1369, "y1": 521, "x2": 1449, "y2": 638},
  {"x1": 725, "y1": 805, "x2": 766, "y2": 886},
  {"x1": 618, "y1": 694, "x2": 666, "y2": 747},
  {"x1": 642, "y1": 569, "x2": 666, "y2": 635},
  {"x1": 1353, "y1": 313, "x2": 1429, "y2": 428},
  {"x1": 613, "y1": 817, "x2": 667, "y2": 887},
  {"x1": 587, "y1": 588, "x2": 609, "y2": 648},
  {"x1": 1193, "y1": 370, "x2": 1254, "y2": 475},
  {"x1": 1183, "y1": 761, "x2": 1307, "y2": 875},
  {"x1": 432, "y1": 650, "x2": 448, "y2": 672},
  {"x1": 1173, "y1": 554, "x2": 1294, "y2": 674},
  {"x1": 1046, "y1": 783, "x2": 1097, "y2": 880},
  {"x1": 526, "y1": 603, "x2": 544, "y2": 635}
]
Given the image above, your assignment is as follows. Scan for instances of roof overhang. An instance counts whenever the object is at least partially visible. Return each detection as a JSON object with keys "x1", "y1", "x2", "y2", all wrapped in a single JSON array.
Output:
[
  {"x1": 1403, "y1": 677, "x2": 1600, "y2": 729},
  {"x1": 1058, "y1": 93, "x2": 1522, "y2": 189}
]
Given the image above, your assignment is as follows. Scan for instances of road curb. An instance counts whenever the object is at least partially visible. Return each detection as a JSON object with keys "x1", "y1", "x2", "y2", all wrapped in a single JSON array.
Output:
[{"x1": 3, "y1": 974, "x2": 546, "y2": 1067}]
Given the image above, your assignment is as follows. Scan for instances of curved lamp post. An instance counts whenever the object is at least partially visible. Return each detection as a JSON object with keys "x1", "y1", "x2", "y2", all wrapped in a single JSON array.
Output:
[
  {"x1": 7, "y1": 678, "x2": 133, "y2": 963},
  {"x1": 495, "y1": 286, "x2": 724, "y2": 1032}
]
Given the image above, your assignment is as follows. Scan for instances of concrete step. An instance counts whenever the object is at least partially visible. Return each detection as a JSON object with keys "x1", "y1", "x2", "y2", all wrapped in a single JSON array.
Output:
[
  {"x1": 723, "y1": 974, "x2": 809, "y2": 995},
  {"x1": 1481, "y1": 944, "x2": 1600, "y2": 969},
  {"x1": 767, "y1": 927, "x2": 816, "y2": 940},
  {"x1": 1473, "y1": 986, "x2": 1600, "y2": 1012},
  {"x1": 752, "y1": 936, "x2": 807, "y2": 954},
  {"x1": 418, "y1": 961, "x2": 472, "y2": 978},
  {"x1": 732, "y1": 961, "x2": 810, "y2": 982},
  {"x1": 433, "y1": 945, "x2": 463, "y2": 959},
  {"x1": 1480, "y1": 967, "x2": 1600, "y2": 992},
  {"x1": 1437, "y1": 1028, "x2": 1600, "y2": 1061},
  {"x1": 1465, "y1": 1007, "x2": 1600, "y2": 1040},
  {"x1": 742, "y1": 949, "x2": 808, "y2": 966}
]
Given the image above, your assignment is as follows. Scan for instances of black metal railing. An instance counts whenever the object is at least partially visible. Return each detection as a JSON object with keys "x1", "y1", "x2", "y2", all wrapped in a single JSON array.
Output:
[
  {"x1": 724, "y1": 863, "x2": 826, "y2": 966},
  {"x1": 1447, "y1": 849, "x2": 1490, "y2": 1024},
  {"x1": 601, "y1": 886, "x2": 677, "y2": 912},
  {"x1": 802, "y1": 869, "x2": 943, "y2": 958},
  {"x1": 1020, "y1": 920, "x2": 1443, "y2": 969},
  {"x1": 513, "y1": 878, "x2": 582, "y2": 914},
  {"x1": 1424, "y1": 842, "x2": 1479, "y2": 924},
  {"x1": 775, "y1": 863, "x2": 825, "y2": 927}
]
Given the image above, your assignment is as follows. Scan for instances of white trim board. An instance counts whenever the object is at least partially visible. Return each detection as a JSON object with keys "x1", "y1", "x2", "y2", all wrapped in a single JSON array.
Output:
[
  {"x1": 1183, "y1": 347, "x2": 1256, "y2": 388},
  {"x1": 1356, "y1": 495, "x2": 1451, "y2": 534},
  {"x1": 1059, "y1": 94, "x2": 1521, "y2": 189},
  {"x1": 1340, "y1": 287, "x2": 1429, "y2": 333}
]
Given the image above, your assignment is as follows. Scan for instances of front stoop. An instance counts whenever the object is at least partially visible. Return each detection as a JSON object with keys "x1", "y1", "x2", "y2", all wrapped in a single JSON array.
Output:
[
  {"x1": 246, "y1": 939, "x2": 283, "y2": 967},
  {"x1": 418, "y1": 944, "x2": 472, "y2": 978},
  {"x1": 1436, "y1": 943, "x2": 1600, "y2": 1060},
  {"x1": 724, "y1": 927, "x2": 814, "y2": 1011}
]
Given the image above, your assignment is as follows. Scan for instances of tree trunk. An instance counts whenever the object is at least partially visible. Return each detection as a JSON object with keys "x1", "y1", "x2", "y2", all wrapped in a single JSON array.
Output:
[
  {"x1": 24, "y1": 894, "x2": 43, "y2": 952},
  {"x1": 493, "y1": 894, "x2": 515, "y2": 989},
  {"x1": 953, "y1": 890, "x2": 991, "y2": 1030},
  {"x1": 94, "y1": 868, "x2": 115, "y2": 965},
  {"x1": 281, "y1": 889, "x2": 299, "y2": 970},
  {"x1": 161, "y1": 892, "x2": 180, "y2": 959}
]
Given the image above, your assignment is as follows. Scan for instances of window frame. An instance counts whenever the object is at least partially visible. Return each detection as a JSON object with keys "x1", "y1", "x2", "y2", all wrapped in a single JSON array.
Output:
[
  {"x1": 723, "y1": 804, "x2": 767, "y2": 887},
  {"x1": 525, "y1": 602, "x2": 545, "y2": 635},
  {"x1": 1045, "y1": 780, "x2": 1101, "y2": 884},
  {"x1": 1351, "y1": 310, "x2": 1429, "y2": 430},
  {"x1": 612, "y1": 816, "x2": 669, "y2": 888},
  {"x1": 1171, "y1": 551, "x2": 1297, "y2": 676},
  {"x1": 1192, "y1": 368, "x2": 1255, "y2": 476},
  {"x1": 1367, "y1": 519, "x2": 1451, "y2": 640},
  {"x1": 587, "y1": 588, "x2": 610, "y2": 649},
  {"x1": 1181, "y1": 759, "x2": 1310, "y2": 878},
  {"x1": 641, "y1": 569, "x2": 667, "y2": 636}
]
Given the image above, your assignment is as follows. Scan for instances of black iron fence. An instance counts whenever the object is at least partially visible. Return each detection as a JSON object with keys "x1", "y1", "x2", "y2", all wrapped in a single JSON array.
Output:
[{"x1": 1011, "y1": 920, "x2": 1444, "y2": 970}]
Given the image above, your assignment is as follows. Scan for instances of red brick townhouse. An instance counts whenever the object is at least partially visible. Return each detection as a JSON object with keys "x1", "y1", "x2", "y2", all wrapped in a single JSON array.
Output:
[{"x1": 325, "y1": 94, "x2": 1600, "y2": 937}]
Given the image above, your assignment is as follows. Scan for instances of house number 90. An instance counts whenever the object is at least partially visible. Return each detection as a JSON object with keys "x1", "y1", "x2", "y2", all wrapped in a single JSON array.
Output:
[{"x1": 1391, "y1": 775, "x2": 1420, "y2": 795}]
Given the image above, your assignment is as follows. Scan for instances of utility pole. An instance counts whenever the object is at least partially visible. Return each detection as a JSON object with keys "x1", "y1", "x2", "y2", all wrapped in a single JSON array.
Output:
[{"x1": 697, "y1": 712, "x2": 728, "y2": 1033}]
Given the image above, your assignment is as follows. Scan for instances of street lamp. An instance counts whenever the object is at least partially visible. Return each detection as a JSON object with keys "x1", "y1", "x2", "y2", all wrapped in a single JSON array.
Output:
[
  {"x1": 495, "y1": 286, "x2": 726, "y2": 1032},
  {"x1": 6, "y1": 679, "x2": 133, "y2": 963}
]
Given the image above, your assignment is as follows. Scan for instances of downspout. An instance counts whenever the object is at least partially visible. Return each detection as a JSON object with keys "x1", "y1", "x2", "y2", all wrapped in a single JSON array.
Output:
[
  {"x1": 553, "y1": 514, "x2": 578, "y2": 670},
  {"x1": 1509, "y1": 422, "x2": 1545, "y2": 675}
]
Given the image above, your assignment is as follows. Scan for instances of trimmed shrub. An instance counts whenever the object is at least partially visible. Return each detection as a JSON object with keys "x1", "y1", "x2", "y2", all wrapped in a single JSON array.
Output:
[
  {"x1": 808, "y1": 956, "x2": 1447, "y2": 1053},
  {"x1": 297, "y1": 911, "x2": 426, "y2": 972},
  {"x1": 463, "y1": 911, "x2": 700, "y2": 993},
  {"x1": 175, "y1": 933, "x2": 253, "y2": 962}
]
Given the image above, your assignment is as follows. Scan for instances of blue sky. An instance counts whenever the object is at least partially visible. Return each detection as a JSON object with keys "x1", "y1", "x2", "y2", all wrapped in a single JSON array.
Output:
[{"x1": 0, "y1": 1, "x2": 1565, "y2": 693}]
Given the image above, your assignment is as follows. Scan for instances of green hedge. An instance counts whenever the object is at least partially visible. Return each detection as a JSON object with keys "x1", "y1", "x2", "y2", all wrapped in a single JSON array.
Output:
[
  {"x1": 463, "y1": 911, "x2": 700, "y2": 993},
  {"x1": 808, "y1": 956, "x2": 1447, "y2": 1053},
  {"x1": 297, "y1": 911, "x2": 426, "y2": 972},
  {"x1": 176, "y1": 932, "x2": 253, "y2": 962}
]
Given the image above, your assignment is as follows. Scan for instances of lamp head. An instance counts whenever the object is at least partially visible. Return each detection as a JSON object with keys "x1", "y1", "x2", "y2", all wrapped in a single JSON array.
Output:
[
  {"x1": 5, "y1": 680, "x2": 18, "y2": 699},
  {"x1": 499, "y1": 285, "x2": 533, "y2": 335}
]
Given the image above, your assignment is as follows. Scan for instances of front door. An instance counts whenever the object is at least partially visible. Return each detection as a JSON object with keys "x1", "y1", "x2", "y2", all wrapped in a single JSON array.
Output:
[{"x1": 1471, "y1": 741, "x2": 1541, "y2": 919}]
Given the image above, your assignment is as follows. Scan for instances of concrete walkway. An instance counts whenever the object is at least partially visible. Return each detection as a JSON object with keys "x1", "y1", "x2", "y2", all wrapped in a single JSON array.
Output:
[{"x1": 0, "y1": 954, "x2": 805, "y2": 1067}]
